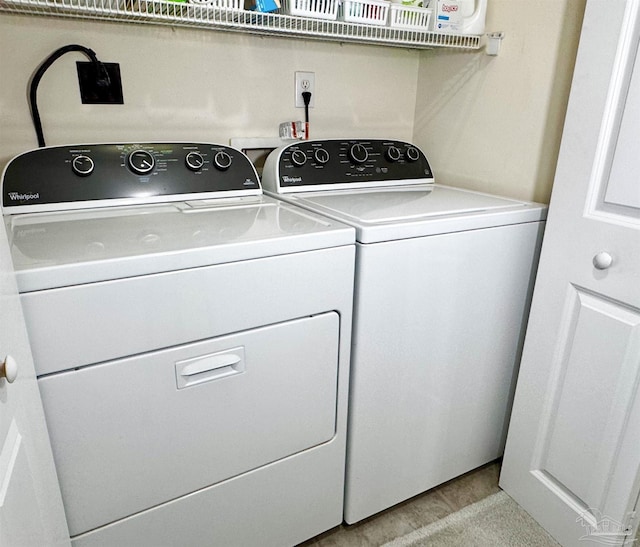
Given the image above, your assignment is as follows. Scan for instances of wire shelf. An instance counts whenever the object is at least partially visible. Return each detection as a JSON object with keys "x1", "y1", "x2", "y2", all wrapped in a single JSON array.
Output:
[{"x1": 0, "y1": 0, "x2": 482, "y2": 50}]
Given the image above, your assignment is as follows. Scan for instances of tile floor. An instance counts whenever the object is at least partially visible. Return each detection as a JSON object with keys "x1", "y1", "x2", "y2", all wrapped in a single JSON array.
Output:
[{"x1": 300, "y1": 461, "x2": 501, "y2": 546}]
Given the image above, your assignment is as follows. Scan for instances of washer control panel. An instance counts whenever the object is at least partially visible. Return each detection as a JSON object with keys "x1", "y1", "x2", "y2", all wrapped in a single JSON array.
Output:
[
  {"x1": 2, "y1": 143, "x2": 261, "y2": 213},
  {"x1": 262, "y1": 139, "x2": 434, "y2": 193}
]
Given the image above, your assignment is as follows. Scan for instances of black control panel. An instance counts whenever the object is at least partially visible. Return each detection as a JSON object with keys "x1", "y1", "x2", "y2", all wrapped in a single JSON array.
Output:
[
  {"x1": 275, "y1": 139, "x2": 433, "y2": 189},
  {"x1": 2, "y1": 143, "x2": 260, "y2": 210}
]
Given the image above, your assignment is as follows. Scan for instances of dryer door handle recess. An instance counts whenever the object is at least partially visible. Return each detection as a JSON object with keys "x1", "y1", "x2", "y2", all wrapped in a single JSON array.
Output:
[{"x1": 175, "y1": 347, "x2": 245, "y2": 389}]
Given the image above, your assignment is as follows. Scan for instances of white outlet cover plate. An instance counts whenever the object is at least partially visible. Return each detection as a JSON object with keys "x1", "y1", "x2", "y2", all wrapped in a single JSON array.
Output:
[{"x1": 295, "y1": 71, "x2": 315, "y2": 108}]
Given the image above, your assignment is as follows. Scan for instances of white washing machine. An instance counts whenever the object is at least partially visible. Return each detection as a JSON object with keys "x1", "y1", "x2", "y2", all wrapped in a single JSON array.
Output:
[
  {"x1": 262, "y1": 138, "x2": 548, "y2": 524},
  {"x1": 1, "y1": 142, "x2": 355, "y2": 546}
]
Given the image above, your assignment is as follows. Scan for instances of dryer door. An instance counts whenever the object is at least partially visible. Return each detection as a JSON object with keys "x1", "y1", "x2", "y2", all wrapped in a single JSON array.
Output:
[{"x1": 38, "y1": 312, "x2": 340, "y2": 537}]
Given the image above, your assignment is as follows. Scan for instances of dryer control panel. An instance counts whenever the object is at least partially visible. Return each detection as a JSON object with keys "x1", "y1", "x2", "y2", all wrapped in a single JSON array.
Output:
[
  {"x1": 2, "y1": 143, "x2": 261, "y2": 214},
  {"x1": 262, "y1": 139, "x2": 434, "y2": 194}
]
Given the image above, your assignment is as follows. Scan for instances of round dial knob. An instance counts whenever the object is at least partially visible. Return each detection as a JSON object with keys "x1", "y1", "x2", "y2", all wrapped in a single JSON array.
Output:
[
  {"x1": 290, "y1": 149, "x2": 307, "y2": 167},
  {"x1": 385, "y1": 146, "x2": 401, "y2": 163},
  {"x1": 185, "y1": 151, "x2": 205, "y2": 171},
  {"x1": 72, "y1": 155, "x2": 95, "y2": 177},
  {"x1": 406, "y1": 147, "x2": 421, "y2": 162},
  {"x1": 314, "y1": 148, "x2": 330, "y2": 165},
  {"x1": 349, "y1": 144, "x2": 369, "y2": 164},
  {"x1": 127, "y1": 150, "x2": 155, "y2": 175},
  {"x1": 213, "y1": 151, "x2": 233, "y2": 171}
]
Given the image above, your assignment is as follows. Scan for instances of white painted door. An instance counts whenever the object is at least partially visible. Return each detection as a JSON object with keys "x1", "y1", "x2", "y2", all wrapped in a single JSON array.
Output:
[
  {"x1": 500, "y1": 1, "x2": 640, "y2": 546},
  {"x1": 0, "y1": 224, "x2": 69, "y2": 545}
]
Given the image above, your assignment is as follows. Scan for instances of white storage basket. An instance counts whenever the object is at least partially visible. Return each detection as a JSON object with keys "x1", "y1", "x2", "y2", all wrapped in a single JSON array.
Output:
[
  {"x1": 340, "y1": 0, "x2": 389, "y2": 26},
  {"x1": 189, "y1": 0, "x2": 242, "y2": 8},
  {"x1": 214, "y1": 0, "x2": 242, "y2": 8},
  {"x1": 389, "y1": 4, "x2": 432, "y2": 30},
  {"x1": 281, "y1": 0, "x2": 339, "y2": 20}
]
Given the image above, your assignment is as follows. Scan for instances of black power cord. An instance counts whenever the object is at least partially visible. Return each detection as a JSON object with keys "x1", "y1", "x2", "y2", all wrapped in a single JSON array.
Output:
[
  {"x1": 29, "y1": 44, "x2": 110, "y2": 147},
  {"x1": 302, "y1": 90, "x2": 312, "y2": 140}
]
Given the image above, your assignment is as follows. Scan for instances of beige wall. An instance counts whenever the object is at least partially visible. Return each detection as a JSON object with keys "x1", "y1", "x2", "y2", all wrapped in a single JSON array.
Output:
[
  {"x1": 1, "y1": 2, "x2": 585, "y2": 203},
  {"x1": 413, "y1": 0, "x2": 586, "y2": 203},
  {"x1": 0, "y1": 14, "x2": 419, "y2": 169}
]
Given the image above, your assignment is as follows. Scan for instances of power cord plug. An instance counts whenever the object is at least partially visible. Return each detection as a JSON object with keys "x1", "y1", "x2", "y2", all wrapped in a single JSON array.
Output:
[
  {"x1": 29, "y1": 44, "x2": 111, "y2": 147},
  {"x1": 302, "y1": 91, "x2": 312, "y2": 140}
]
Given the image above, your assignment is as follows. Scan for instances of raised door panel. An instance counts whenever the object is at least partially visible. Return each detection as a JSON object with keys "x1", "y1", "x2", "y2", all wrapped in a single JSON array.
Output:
[
  {"x1": 531, "y1": 287, "x2": 640, "y2": 529},
  {"x1": 603, "y1": 33, "x2": 640, "y2": 213}
]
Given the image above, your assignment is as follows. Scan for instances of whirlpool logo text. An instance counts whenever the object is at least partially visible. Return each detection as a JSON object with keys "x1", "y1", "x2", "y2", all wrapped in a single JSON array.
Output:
[{"x1": 8, "y1": 192, "x2": 40, "y2": 201}]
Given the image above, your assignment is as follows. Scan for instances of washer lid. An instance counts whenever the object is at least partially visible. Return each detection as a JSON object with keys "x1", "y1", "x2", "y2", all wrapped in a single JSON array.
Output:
[
  {"x1": 7, "y1": 195, "x2": 354, "y2": 292},
  {"x1": 282, "y1": 185, "x2": 548, "y2": 243}
]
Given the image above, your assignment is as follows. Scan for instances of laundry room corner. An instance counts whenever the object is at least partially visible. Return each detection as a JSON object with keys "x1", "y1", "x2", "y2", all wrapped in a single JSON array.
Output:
[{"x1": 412, "y1": 0, "x2": 587, "y2": 203}]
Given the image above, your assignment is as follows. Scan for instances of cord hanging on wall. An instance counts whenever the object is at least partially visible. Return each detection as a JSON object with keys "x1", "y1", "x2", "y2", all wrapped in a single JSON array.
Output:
[
  {"x1": 302, "y1": 91, "x2": 312, "y2": 140},
  {"x1": 28, "y1": 44, "x2": 122, "y2": 147}
]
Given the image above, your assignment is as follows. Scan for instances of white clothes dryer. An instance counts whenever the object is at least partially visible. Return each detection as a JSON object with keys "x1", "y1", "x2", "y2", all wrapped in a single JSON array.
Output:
[
  {"x1": 262, "y1": 138, "x2": 547, "y2": 524},
  {"x1": 1, "y1": 143, "x2": 355, "y2": 546}
]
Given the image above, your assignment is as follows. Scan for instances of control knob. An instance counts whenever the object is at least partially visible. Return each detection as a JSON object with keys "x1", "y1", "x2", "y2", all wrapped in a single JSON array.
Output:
[
  {"x1": 349, "y1": 144, "x2": 369, "y2": 164},
  {"x1": 185, "y1": 151, "x2": 205, "y2": 171},
  {"x1": 290, "y1": 149, "x2": 307, "y2": 167},
  {"x1": 406, "y1": 147, "x2": 421, "y2": 162},
  {"x1": 213, "y1": 151, "x2": 233, "y2": 171},
  {"x1": 71, "y1": 155, "x2": 95, "y2": 177},
  {"x1": 127, "y1": 150, "x2": 155, "y2": 175},
  {"x1": 314, "y1": 148, "x2": 330, "y2": 165},
  {"x1": 385, "y1": 146, "x2": 401, "y2": 163}
]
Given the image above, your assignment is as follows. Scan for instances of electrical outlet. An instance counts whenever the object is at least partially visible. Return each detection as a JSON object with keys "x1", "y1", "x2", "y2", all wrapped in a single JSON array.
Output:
[
  {"x1": 77, "y1": 62, "x2": 124, "y2": 105},
  {"x1": 295, "y1": 71, "x2": 315, "y2": 108}
]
